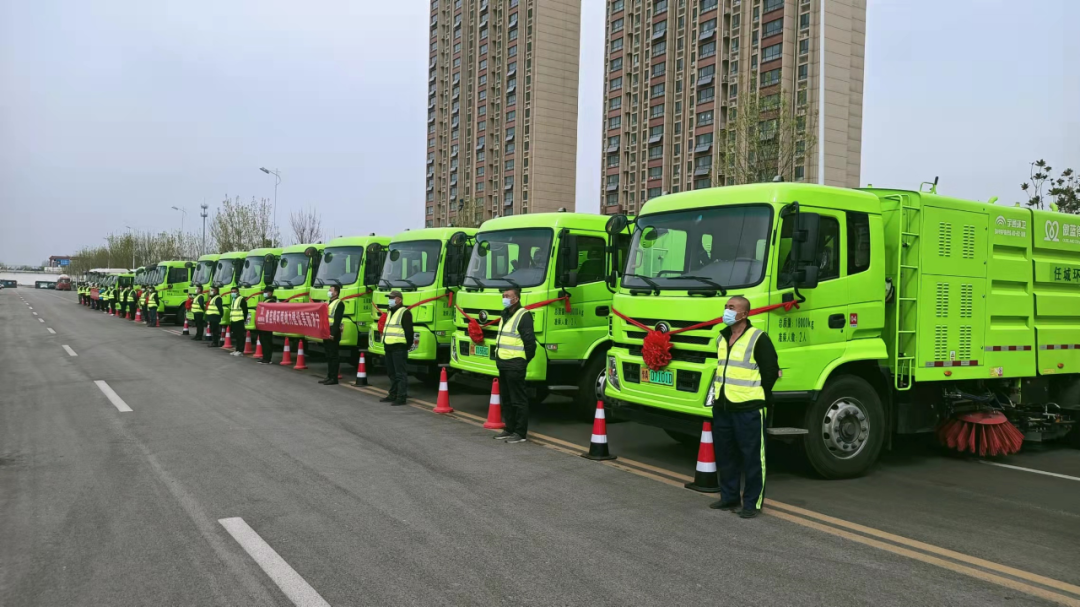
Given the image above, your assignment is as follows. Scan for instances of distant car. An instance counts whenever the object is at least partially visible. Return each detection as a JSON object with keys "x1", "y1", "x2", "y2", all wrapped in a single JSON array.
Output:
[
  {"x1": 35, "y1": 281, "x2": 57, "y2": 289},
  {"x1": 1, "y1": 280, "x2": 17, "y2": 289}
]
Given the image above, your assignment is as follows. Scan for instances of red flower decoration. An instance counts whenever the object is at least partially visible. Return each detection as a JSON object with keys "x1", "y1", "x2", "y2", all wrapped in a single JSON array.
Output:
[
  {"x1": 377, "y1": 313, "x2": 388, "y2": 334},
  {"x1": 467, "y1": 318, "x2": 486, "y2": 344},
  {"x1": 642, "y1": 330, "x2": 672, "y2": 371}
]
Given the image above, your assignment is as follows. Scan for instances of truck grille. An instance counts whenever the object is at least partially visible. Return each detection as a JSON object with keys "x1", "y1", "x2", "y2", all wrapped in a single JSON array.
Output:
[
  {"x1": 617, "y1": 342, "x2": 711, "y2": 364},
  {"x1": 626, "y1": 330, "x2": 712, "y2": 345}
]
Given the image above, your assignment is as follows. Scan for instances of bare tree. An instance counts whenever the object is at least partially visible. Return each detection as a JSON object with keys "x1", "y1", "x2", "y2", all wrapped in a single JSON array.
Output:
[
  {"x1": 714, "y1": 88, "x2": 816, "y2": 186},
  {"x1": 451, "y1": 196, "x2": 486, "y2": 228},
  {"x1": 210, "y1": 196, "x2": 278, "y2": 252},
  {"x1": 289, "y1": 206, "x2": 324, "y2": 244}
]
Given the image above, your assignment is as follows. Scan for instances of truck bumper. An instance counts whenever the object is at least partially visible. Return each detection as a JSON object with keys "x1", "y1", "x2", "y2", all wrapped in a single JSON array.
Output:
[{"x1": 449, "y1": 333, "x2": 548, "y2": 380}]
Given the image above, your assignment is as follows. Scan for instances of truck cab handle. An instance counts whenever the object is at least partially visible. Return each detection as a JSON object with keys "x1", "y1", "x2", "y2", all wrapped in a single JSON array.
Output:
[{"x1": 828, "y1": 314, "x2": 845, "y2": 329}]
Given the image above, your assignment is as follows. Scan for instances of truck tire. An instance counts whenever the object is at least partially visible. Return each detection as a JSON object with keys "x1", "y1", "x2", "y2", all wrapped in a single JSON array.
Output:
[
  {"x1": 802, "y1": 375, "x2": 885, "y2": 479},
  {"x1": 575, "y1": 355, "x2": 607, "y2": 421},
  {"x1": 1055, "y1": 377, "x2": 1080, "y2": 449},
  {"x1": 664, "y1": 429, "x2": 700, "y2": 446}
]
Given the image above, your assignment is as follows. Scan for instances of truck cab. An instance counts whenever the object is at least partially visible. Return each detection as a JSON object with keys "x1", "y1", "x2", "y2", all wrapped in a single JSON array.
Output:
[
  {"x1": 450, "y1": 213, "x2": 617, "y2": 417},
  {"x1": 270, "y1": 243, "x2": 326, "y2": 340},
  {"x1": 307, "y1": 236, "x2": 388, "y2": 353},
  {"x1": 239, "y1": 247, "x2": 283, "y2": 332},
  {"x1": 186, "y1": 254, "x2": 219, "y2": 322},
  {"x1": 210, "y1": 251, "x2": 247, "y2": 312},
  {"x1": 150, "y1": 260, "x2": 195, "y2": 324},
  {"x1": 369, "y1": 227, "x2": 474, "y2": 384}
]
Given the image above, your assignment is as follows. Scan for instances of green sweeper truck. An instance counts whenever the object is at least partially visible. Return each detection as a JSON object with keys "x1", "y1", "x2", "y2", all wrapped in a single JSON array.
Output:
[{"x1": 603, "y1": 181, "x2": 1080, "y2": 479}]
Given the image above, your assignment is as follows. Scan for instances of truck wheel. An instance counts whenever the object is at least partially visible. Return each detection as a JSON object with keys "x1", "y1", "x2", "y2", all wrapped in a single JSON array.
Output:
[
  {"x1": 664, "y1": 429, "x2": 699, "y2": 446},
  {"x1": 1055, "y1": 377, "x2": 1080, "y2": 449},
  {"x1": 802, "y1": 375, "x2": 885, "y2": 479},
  {"x1": 575, "y1": 355, "x2": 607, "y2": 421}
]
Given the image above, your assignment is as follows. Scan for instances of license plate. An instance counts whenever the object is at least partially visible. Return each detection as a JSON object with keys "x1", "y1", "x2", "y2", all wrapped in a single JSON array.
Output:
[
  {"x1": 640, "y1": 368, "x2": 674, "y2": 386},
  {"x1": 471, "y1": 344, "x2": 489, "y2": 357}
]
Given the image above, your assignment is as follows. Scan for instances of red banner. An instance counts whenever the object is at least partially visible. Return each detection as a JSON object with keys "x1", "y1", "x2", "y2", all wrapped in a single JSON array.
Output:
[{"x1": 254, "y1": 302, "x2": 330, "y2": 340}]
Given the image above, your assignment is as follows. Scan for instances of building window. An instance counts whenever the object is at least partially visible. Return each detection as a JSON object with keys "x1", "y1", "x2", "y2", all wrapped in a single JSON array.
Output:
[
  {"x1": 480, "y1": 27, "x2": 488, "y2": 39},
  {"x1": 610, "y1": 76, "x2": 623, "y2": 91},
  {"x1": 509, "y1": 28, "x2": 518, "y2": 41},
  {"x1": 479, "y1": 90, "x2": 487, "y2": 101},
  {"x1": 506, "y1": 110, "x2": 516, "y2": 122},
  {"x1": 450, "y1": 186, "x2": 458, "y2": 197},
  {"x1": 507, "y1": 77, "x2": 517, "y2": 91},
  {"x1": 477, "y1": 181, "x2": 485, "y2": 192},
  {"x1": 506, "y1": 141, "x2": 515, "y2": 153},
  {"x1": 760, "y1": 68, "x2": 781, "y2": 86},
  {"x1": 648, "y1": 166, "x2": 662, "y2": 180},
  {"x1": 479, "y1": 59, "x2": 488, "y2": 70},
  {"x1": 477, "y1": 166, "x2": 485, "y2": 176},
  {"x1": 612, "y1": 0, "x2": 624, "y2": 11},
  {"x1": 799, "y1": 38, "x2": 809, "y2": 56},
  {"x1": 477, "y1": 150, "x2": 485, "y2": 161},
  {"x1": 655, "y1": 0, "x2": 668, "y2": 14},
  {"x1": 762, "y1": 93, "x2": 780, "y2": 110},
  {"x1": 650, "y1": 103, "x2": 664, "y2": 118},
  {"x1": 454, "y1": 27, "x2": 461, "y2": 39},
  {"x1": 701, "y1": 0, "x2": 717, "y2": 11},
  {"x1": 694, "y1": 177, "x2": 711, "y2": 189},
  {"x1": 612, "y1": 18, "x2": 624, "y2": 32},
  {"x1": 606, "y1": 192, "x2": 619, "y2": 206},
  {"x1": 695, "y1": 132, "x2": 713, "y2": 151},
  {"x1": 700, "y1": 18, "x2": 716, "y2": 36},
  {"x1": 480, "y1": 44, "x2": 488, "y2": 55},
  {"x1": 697, "y1": 64, "x2": 715, "y2": 83},
  {"x1": 699, "y1": 40, "x2": 716, "y2": 58},
  {"x1": 696, "y1": 86, "x2": 714, "y2": 103},
  {"x1": 506, "y1": 126, "x2": 516, "y2": 139},
  {"x1": 648, "y1": 145, "x2": 663, "y2": 160},
  {"x1": 651, "y1": 82, "x2": 665, "y2": 98},
  {"x1": 607, "y1": 154, "x2": 620, "y2": 167},
  {"x1": 651, "y1": 62, "x2": 666, "y2": 78},
  {"x1": 477, "y1": 135, "x2": 485, "y2": 147},
  {"x1": 609, "y1": 97, "x2": 622, "y2": 111},
  {"x1": 611, "y1": 57, "x2": 623, "y2": 72},
  {"x1": 504, "y1": 176, "x2": 514, "y2": 188},
  {"x1": 607, "y1": 135, "x2": 620, "y2": 151},
  {"x1": 508, "y1": 45, "x2": 517, "y2": 57},
  {"x1": 653, "y1": 40, "x2": 666, "y2": 57},
  {"x1": 505, "y1": 159, "x2": 514, "y2": 171},
  {"x1": 697, "y1": 109, "x2": 714, "y2": 126},
  {"x1": 608, "y1": 116, "x2": 622, "y2": 129},
  {"x1": 478, "y1": 105, "x2": 487, "y2": 115},
  {"x1": 648, "y1": 187, "x2": 663, "y2": 199},
  {"x1": 763, "y1": 43, "x2": 781, "y2": 63},
  {"x1": 798, "y1": 64, "x2": 808, "y2": 81},
  {"x1": 732, "y1": 14, "x2": 740, "y2": 28},
  {"x1": 606, "y1": 174, "x2": 620, "y2": 189},
  {"x1": 764, "y1": 18, "x2": 782, "y2": 38},
  {"x1": 800, "y1": 13, "x2": 810, "y2": 30},
  {"x1": 454, "y1": 42, "x2": 461, "y2": 53},
  {"x1": 797, "y1": 89, "x2": 807, "y2": 106},
  {"x1": 506, "y1": 92, "x2": 516, "y2": 105},
  {"x1": 653, "y1": 21, "x2": 667, "y2": 37},
  {"x1": 611, "y1": 37, "x2": 623, "y2": 52},
  {"x1": 795, "y1": 165, "x2": 805, "y2": 181}
]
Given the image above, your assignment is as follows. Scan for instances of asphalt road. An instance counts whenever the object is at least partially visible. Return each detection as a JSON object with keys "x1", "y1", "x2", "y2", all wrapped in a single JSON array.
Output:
[{"x1": 3, "y1": 287, "x2": 1079, "y2": 606}]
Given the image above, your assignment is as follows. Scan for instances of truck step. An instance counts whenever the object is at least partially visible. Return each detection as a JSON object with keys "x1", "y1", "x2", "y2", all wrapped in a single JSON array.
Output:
[{"x1": 767, "y1": 427, "x2": 809, "y2": 436}]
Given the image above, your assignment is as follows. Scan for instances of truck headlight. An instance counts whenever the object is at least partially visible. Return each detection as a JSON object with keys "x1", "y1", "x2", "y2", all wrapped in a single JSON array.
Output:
[
  {"x1": 704, "y1": 381, "x2": 716, "y2": 408},
  {"x1": 451, "y1": 339, "x2": 459, "y2": 362},
  {"x1": 607, "y1": 355, "x2": 620, "y2": 391}
]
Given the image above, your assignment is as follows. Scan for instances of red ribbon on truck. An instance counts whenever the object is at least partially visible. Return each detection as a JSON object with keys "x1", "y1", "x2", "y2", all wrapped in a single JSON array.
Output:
[{"x1": 254, "y1": 302, "x2": 330, "y2": 340}]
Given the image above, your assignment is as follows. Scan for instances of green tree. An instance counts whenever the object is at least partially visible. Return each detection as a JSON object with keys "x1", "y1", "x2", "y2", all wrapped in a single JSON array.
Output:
[
  {"x1": 715, "y1": 89, "x2": 816, "y2": 186},
  {"x1": 1022, "y1": 161, "x2": 1078, "y2": 214},
  {"x1": 451, "y1": 196, "x2": 486, "y2": 228}
]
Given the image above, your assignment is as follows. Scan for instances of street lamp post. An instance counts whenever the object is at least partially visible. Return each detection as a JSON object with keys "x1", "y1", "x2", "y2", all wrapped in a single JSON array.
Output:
[
  {"x1": 103, "y1": 237, "x2": 111, "y2": 269},
  {"x1": 125, "y1": 225, "x2": 136, "y2": 269},
  {"x1": 259, "y1": 167, "x2": 281, "y2": 246},
  {"x1": 171, "y1": 206, "x2": 187, "y2": 234},
  {"x1": 200, "y1": 202, "x2": 209, "y2": 256}
]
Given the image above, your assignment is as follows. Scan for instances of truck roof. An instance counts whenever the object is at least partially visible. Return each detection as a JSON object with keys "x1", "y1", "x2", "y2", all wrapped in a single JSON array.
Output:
[
  {"x1": 197, "y1": 254, "x2": 220, "y2": 262},
  {"x1": 478, "y1": 212, "x2": 609, "y2": 233},
  {"x1": 325, "y1": 235, "x2": 390, "y2": 248},
  {"x1": 217, "y1": 250, "x2": 248, "y2": 260},
  {"x1": 155, "y1": 260, "x2": 192, "y2": 268},
  {"x1": 642, "y1": 183, "x2": 883, "y2": 216},
  {"x1": 391, "y1": 227, "x2": 477, "y2": 243},
  {"x1": 243, "y1": 247, "x2": 284, "y2": 257},
  {"x1": 280, "y1": 243, "x2": 326, "y2": 254}
]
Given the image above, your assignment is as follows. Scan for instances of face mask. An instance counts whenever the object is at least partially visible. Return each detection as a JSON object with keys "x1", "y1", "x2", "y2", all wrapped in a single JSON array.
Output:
[
  {"x1": 388, "y1": 299, "x2": 396, "y2": 308},
  {"x1": 502, "y1": 298, "x2": 512, "y2": 309},
  {"x1": 722, "y1": 309, "x2": 739, "y2": 326},
  {"x1": 264, "y1": 293, "x2": 270, "y2": 298}
]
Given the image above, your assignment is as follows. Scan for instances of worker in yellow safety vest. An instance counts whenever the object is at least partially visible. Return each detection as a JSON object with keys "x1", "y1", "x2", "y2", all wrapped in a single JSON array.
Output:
[
  {"x1": 380, "y1": 290, "x2": 413, "y2": 405},
  {"x1": 191, "y1": 290, "x2": 207, "y2": 341},
  {"x1": 146, "y1": 287, "x2": 159, "y2": 327},
  {"x1": 707, "y1": 295, "x2": 780, "y2": 519},
  {"x1": 492, "y1": 287, "x2": 536, "y2": 444},
  {"x1": 205, "y1": 287, "x2": 224, "y2": 347},
  {"x1": 319, "y1": 285, "x2": 346, "y2": 385},
  {"x1": 228, "y1": 286, "x2": 247, "y2": 355}
]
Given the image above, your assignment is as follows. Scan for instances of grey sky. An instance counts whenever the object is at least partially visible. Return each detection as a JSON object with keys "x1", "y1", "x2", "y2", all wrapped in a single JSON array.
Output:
[{"x1": 1, "y1": 0, "x2": 1077, "y2": 266}]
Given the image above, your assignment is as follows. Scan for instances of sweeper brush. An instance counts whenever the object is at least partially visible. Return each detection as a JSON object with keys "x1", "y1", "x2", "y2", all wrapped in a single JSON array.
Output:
[{"x1": 936, "y1": 411, "x2": 1025, "y2": 456}]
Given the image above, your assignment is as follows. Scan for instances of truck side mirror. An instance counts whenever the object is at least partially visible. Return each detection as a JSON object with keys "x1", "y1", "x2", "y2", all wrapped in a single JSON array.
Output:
[
  {"x1": 363, "y1": 243, "x2": 386, "y2": 287},
  {"x1": 795, "y1": 265, "x2": 819, "y2": 289},
  {"x1": 792, "y1": 212, "x2": 821, "y2": 266},
  {"x1": 556, "y1": 232, "x2": 579, "y2": 288}
]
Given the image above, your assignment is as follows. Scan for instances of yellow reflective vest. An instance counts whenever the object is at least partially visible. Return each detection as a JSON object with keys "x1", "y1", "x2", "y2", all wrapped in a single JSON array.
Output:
[
  {"x1": 496, "y1": 308, "x2": 529, "y2": 361},
  {"x1": 383, "y1": 307, "x2": 408, "y2": 344},
  {"x1": 713, "y1": 326, "x2": 766, "y2": 403},
  {"x1": 206, "y1": 295, "x2": 222, "y2": 317}
]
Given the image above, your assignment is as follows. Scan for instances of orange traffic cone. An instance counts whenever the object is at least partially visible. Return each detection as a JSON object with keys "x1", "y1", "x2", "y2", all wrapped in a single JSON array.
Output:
[
  {"x1": 354, "y1": 351, "x2": 368, "y2": 386},
  {"x1": 156, "y1": 314, "x2": 161, "y2": 327},
  {"x1": 204, "y1": 324, "x2": 211, "y2": 339},
  {"x1": 684, "y1": 420, "x2": 721, "y2": 493},
  {"x1": 483, "y1": 378, "x2": 505, "y2": 429},
  {"x1": 221, "y1": 327, "x2": 233, "y2": 349},
  {"x1": 433, "y1": 367, "x2": 453, "y2": 414},
  {"x1": 182, "y1": 318, "x2": 189, "y2": 335},
  {"x1": 243, "y1": 331, "x2": 254, "y2": 355},
  {"x1": 279, "y1": 338, "x2": 292, "y2": 366},
  {"x1": 253, "y1": 337, "x2": 264, "y2": 359},
  {"x1": 582, "y1": 401, "x2": 616, "y2": 461},
  {"x1": 292, "y1": 339, "x2": 307, "y2": 370}
]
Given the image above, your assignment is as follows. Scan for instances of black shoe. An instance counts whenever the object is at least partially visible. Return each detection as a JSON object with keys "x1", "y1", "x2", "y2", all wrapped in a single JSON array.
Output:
[
  {"x1": 318, "y1": 378, "x2": 330, "y2": 384},
  {"x1": 391, "y1": 401, "x2": 407, "y2": 406},
  {"x1": 738, "y1": 508, "x2": 760, "y2": 519},
  {"x1": 379, "y1": 396, "x2": 394, "y2": 403},
  {"x1": 493, "y1": 430, "x2": 515, "y2": 440},
  {"x1": 506, "y1": 434, "x2": 527, "y2": 444},
  {"x1": 324, "y1": 380, "x2": 339, "y2": 386},
  {"x1": 709, "y1": 500, "x2": 741, "y2": 511}
]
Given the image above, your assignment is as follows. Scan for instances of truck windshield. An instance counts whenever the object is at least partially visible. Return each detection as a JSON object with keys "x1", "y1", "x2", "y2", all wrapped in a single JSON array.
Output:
[
  {"x1": 466, "y1": 228, "x2": 552, "y2": 289},
  {"x1": 274, "y1": 253, "x2": 311, "y2": 287},
  {"x1": 623, "y1": 205, "x2": 772, "y2": 291},
  {"x1": 212, "y1": 259, "x2": 239, "y2": 287},
  {"x1": 380, "y1": 240, "x2": 441, "y2": 288},
  {"x1": 239, "y1": 256, "x2": 268, "y2": 287},
  {"x1": 315, "y1": 247, "x2": 364, "y2": 286},
  {"x1": 191, "y1": 261, "x2": 215, "y2": 285}
]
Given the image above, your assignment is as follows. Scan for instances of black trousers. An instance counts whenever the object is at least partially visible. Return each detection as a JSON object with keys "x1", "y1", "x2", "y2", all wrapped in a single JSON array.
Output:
[
  {"x1": 714, "y1": 407, "x2": 767, "y2": 511},
  {"x1": 325, "y1": 338, "x2": 340, "y2": 380},
  {"x1": 384, "y1": 345, "x2": 409, "y2": 403},
  {"x1": 497, "y1": 366, "x2": 529, "y2": 438},
  {"x1": 208, "y1": 319, "x2": 221, "y2": 345},
  {"x1": 192, "y1": 313, "x2": 205, "y2": 339},
  {"x1": 232, "y1": 321, "x2": 246, "y2": 351},
  {"x1": 259, "y1": 331, "x2": 274, "y2": 362},
  {"x1": 147, "y1": 308, "x2": 158, "y2": 326}
]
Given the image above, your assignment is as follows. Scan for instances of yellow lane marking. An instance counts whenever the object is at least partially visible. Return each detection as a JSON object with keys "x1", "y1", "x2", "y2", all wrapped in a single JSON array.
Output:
[{"x1": 768, "y1": 509, "x2": 1080, "y2": 607}]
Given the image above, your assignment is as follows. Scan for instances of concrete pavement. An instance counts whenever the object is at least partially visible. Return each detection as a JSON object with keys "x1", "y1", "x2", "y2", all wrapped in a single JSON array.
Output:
[{"x1": 3, "y1": 287, "x2": 1080, "y2": 606}]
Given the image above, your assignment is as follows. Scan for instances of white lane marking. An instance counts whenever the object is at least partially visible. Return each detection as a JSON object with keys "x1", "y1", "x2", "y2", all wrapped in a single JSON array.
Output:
[
  {"x1": 94, "y1": 380, "x2": 133, "y2": 412},
  {"x1": 38, "y1": 318, "x2": 44, "y2": 323},
  {"x1": 219, "y1": 517, "x2": 331, "y2": 607},
  {"x1": 33, "y1": 312, "x2": 38, "y2": 315},
  {"x1": 47, "y1": 328, "x2": 56, "y2": 334},
  {"x1": 979, "y1": 461, "x2": 1080, "y2": 482},
  {"x1": 62, "y1": 345, "x2": 78, "y2": 357}
]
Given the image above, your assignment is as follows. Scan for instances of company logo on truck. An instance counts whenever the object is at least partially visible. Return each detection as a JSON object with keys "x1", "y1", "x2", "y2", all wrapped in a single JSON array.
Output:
[
  {"x1": 1046, "y1": 220, "x2": 1060, "y2": 242},
  {"x1": 995, "y1": 216, "x2": 1026, "y2": 238},
  {"x1": 1045, "y1": 219, "x2": 1080, "y2": 244}
]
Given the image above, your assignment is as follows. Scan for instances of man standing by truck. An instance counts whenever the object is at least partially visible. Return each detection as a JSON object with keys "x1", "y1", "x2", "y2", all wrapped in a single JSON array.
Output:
[
  {"x1": 228, "y1": 285, "x2": 248, "y2": 356},
  {"x1": 492, "y1": 287, "x2": 536, "y2": 444},
  {"x1": 709, "y1": 295, "x2": 780, "y2": 519},
  {"x1": 191, "y1": 290, "x2": 207, "y2": 341},
  {"x1": 320, "y1": 285, "x2": 346, "y2": 385},
  {"x1": 379, "y1": 290, "x2": 412, "y2": 406},
  {"x1": 146, "y1": 287, "x2": 160, "y2": 327},
  {"x1": 206, "y1": 287, "x2": 224, "y2": 347}
]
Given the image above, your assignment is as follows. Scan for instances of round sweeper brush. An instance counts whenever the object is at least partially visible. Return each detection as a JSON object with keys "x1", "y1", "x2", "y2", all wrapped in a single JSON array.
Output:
[{"x1": 936, "y1": 411, "x2": 1025, "y2": 456}]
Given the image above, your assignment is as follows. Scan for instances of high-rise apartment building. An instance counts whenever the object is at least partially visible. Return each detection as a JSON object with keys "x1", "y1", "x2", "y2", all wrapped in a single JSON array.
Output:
[
  {"x1": 600, "y1": 0, "x2": 865, "y2": 214},
  {"x1": 426, "y1": 0, "x2": 581, "y2": 228}
]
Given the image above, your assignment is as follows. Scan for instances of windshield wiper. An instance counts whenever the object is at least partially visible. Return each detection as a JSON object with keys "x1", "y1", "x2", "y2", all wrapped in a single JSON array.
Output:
[
  {"x1": 313, "y1": 278, "x2": 324, "y2": 287},
  {"x1": 497, "y1": 276, "x2": 520, "y2": 288},
  {"x1": 326, "y1": 278, "x2": 343, "y2": 287},
  {"x1": 669, "y1": 275, "x2": 727, "y2": 295},
  {"x1": 464, "y1": 276, "x2": 486, "y2": 289},
  {"x1": 624, "y1": 273, "x2": 661, "y2": 294},
  {"x1": 396, "y1": 278, "x2": 418, "y2": 289},
  {"x1": 379, "y1": 279, "x2": 393, "y2": 289}
]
